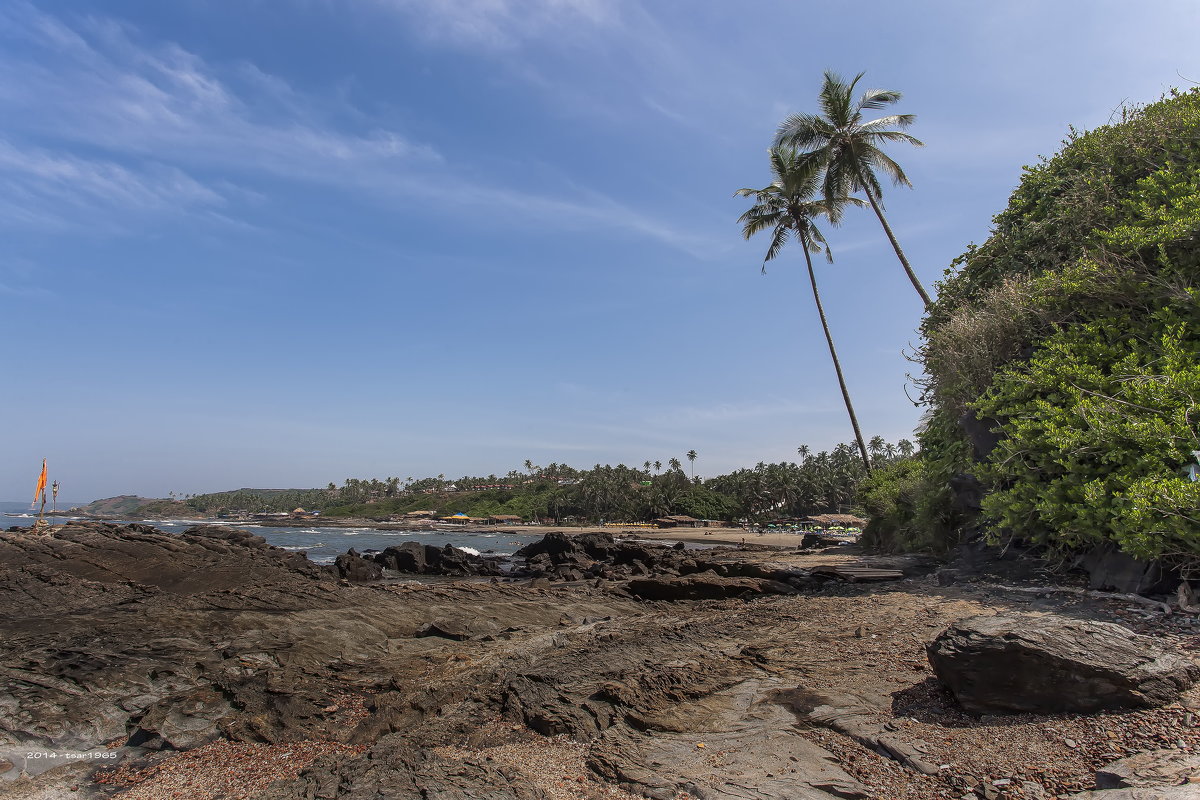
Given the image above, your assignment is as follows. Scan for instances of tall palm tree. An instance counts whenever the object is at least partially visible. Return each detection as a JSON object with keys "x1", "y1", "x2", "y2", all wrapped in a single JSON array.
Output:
[
  {"x1": 736, "y1": 147, "x2": 872, "y2": 473},
  {"x1": 775, "y1": 70, "x2": 931, "y2": 308},
  {"x1": 686, "y1": 449, "x2": 698, "y2": 479}
]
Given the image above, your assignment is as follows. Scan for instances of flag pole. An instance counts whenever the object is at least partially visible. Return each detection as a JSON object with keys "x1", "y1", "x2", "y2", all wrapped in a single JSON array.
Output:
[{"x1": 32, "y1": 459, "x2": 49, "y2": 533}]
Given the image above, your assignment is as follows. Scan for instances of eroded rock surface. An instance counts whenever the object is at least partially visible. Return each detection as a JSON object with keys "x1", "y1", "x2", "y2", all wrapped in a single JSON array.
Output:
[{"x1": 5, "y1": 523, "x2": 1199, "y2": 800}]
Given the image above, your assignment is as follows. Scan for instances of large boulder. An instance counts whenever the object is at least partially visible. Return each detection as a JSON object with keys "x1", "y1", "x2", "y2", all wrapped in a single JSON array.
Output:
[
  {"x1": 514, "y1": 531, "x2": 615, "y2": 566},
  {"x1": 927, "y1": 614, "x2": 1199, "y2": 714},
  {"x1": 375, "y1": 541, "x2": 425, "y2": 573},
  {"x1": 335, "y1": 549, "x2": 383, "y2": 582},
  {"x1": 368, "y1": 543, "x2": 500, "y2": 576}
]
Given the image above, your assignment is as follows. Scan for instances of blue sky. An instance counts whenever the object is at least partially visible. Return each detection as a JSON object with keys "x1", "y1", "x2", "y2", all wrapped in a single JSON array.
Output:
[{"x1": 3, "y1": 0, "x2": 1199, "y2": 501}]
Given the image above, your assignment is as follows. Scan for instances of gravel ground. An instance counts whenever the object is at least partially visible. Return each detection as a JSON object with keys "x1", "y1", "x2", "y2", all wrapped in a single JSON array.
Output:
[
  {"x1": 432, "y1": 724, "x2": 650, "y2": 800},
  {"x1": 94, "y1": 740, "x2": 365, "y2": 800}
]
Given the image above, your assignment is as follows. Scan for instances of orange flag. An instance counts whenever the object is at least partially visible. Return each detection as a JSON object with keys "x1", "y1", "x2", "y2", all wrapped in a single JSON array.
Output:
[{"x1": 32, "y1": 459, "x2": 47, "y2": 508}]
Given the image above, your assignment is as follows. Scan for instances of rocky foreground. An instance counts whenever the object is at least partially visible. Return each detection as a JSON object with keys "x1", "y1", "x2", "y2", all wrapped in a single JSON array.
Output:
[{"x1": 2, "y1": 523, "x2": 1199, "y2": 799}]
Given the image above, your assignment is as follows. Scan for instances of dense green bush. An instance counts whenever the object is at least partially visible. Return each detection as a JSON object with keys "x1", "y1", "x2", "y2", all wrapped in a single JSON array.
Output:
[{"x1": 912, "y1": 88, "x2": 1200, "y2": 564}]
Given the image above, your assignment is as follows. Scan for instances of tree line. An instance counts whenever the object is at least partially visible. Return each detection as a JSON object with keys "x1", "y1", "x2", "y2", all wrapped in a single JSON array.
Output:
[{"x1": 182, "y1": 438, "x2": 913, "y2": 523}]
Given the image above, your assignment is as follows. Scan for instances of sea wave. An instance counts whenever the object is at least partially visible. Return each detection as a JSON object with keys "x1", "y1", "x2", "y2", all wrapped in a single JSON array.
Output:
[
  {"x1": 280, "y1": 544, "x2": 323, "y2": 550},
  {"x1": 453, "y1": 546, "x2": 481, "y2": 556}
]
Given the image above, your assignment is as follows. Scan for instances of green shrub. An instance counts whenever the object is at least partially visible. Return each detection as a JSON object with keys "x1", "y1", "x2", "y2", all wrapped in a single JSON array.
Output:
[{"x1": 915, "y1": 88, "x2": 1200, "y2": 565}]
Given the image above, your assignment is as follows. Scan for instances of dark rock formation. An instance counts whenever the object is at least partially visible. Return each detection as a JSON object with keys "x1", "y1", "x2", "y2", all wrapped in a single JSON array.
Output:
[
  {"x1": 1076, "y1": 546, "x2": 1178, "y2": 595},
  {"x1": 507, "y1": 532, "x2": 839, "y2": 596},
  {"x1": 515, "y1": 531, "x2": 616, "y2": 562},
  {"x1": 336, "y1": 549, "x2": 384, "y2": 582},
  {"x1": 626, "y1": 572, "x2": 796, "y2": 601},
  {"x1": 927, "y1": 614, "x2": 1200, "y2": 714},
  {"x1": 368, "y1": 542, "x2": 502, "y2": 577},
  {"x1": 375, "y1": 541, "x2": 426, "y2": 572}
]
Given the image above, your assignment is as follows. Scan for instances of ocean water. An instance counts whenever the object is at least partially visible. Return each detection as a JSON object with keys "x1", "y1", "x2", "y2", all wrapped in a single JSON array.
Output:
[{"x1": 1, "y1": 515, "x2": 547, "y2": 565}]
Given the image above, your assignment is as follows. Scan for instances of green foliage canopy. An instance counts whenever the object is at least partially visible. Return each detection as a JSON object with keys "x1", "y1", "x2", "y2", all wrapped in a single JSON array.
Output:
[{"x1": 913, "y1": 88, "x2": 1200, "y2": 563}]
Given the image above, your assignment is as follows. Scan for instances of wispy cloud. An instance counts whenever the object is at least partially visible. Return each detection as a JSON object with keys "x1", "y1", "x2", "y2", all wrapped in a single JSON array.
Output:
[
  {"x1": 0, "y1": 2, "x2": 711, "y2": 252},
  {"x1": 369, "y1": 0, "x2": 618, "y2": 50},
  {"x1": 0, "y1": 5, "x2": 441, "y2": 175},
  {"x1": 0, "y1": 139, "x2": 225, "y2": 229}
]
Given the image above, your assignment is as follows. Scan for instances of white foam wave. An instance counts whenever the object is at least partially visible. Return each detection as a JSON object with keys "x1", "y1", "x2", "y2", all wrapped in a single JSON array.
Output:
[{"x1": 453, "y1": 546, "x2": 481, "y2": 556}]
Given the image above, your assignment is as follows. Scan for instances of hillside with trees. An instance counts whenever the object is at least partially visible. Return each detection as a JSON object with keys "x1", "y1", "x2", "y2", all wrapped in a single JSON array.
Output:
[
  {"x1": 157, "y1": 440, "x2": 912, "y2": 524},
  {"x1": 865, "y1": 88, "x2": 1200, "y2": 569}
]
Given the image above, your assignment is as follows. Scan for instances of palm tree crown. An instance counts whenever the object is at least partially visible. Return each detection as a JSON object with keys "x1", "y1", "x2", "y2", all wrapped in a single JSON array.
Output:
[{"x1": 775, "y1": 70, "x2": 931, "y2": 308}]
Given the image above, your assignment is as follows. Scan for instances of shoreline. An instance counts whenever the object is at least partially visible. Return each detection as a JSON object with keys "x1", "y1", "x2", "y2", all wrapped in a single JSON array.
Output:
[{"x1": 42, "y1": 513, "x2": 825, "y2": 549}]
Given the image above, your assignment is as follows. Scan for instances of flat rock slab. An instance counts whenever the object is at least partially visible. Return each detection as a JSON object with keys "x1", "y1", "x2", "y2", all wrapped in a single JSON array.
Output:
[
  {"x1": 1068, "y1": 789, "x2": 1200, "y2": 799},
  {"x1": 927, "y1": 613, "x2": 1200, "y2": 714},
  {"x1": 809, "y1": 565, "x2": 905, "y2": 582},
  {"x1": 588, "y1": 679, "x2": 869, "y2": 799},
  {"x1": 626, "y1": 572, "x2": 795, "y2": 601},
  {"x1": 1096, "y1": 749, "x2": 1200, "y2": 789}
]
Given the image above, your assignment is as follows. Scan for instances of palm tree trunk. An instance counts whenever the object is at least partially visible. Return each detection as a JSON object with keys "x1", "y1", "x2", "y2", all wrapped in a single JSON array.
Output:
[
  {"x1": 799, "y1": 233, "x2": 872, "y2": 473},
  {"x1": 855, "y1": 170, "x2": 933, "y2": 309}
]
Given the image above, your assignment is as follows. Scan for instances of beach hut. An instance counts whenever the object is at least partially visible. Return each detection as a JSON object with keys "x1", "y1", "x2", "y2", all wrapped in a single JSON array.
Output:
[
  {"x1": 804, "y1": 513, "x2": 867, "y2": 528},
  {"x1": 653, "y1": 516, "x2": 701, "y2": 528},
  {"x1": 488, "y1": 515, "x2": 522, "y2": 525}
]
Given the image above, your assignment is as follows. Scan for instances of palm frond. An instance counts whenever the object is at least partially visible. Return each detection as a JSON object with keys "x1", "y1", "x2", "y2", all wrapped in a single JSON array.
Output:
[
  {"x1": 862, "y1": 145, "x2": 912, "y2": 188},
  {"x1": 822, "y1": 157, "x2": 860, "y2": 201},
  {"x1": 811, "y1": 194, "x2": 865, "y2": 226},
  {"x1": 734, "y1": 185, "x2": 772, "y2": 198},
  {"x1": 857, "y1": 114, "x2": 918, "y2": 133},
  {"x1": 819, "y1": 70, "x2": 861, "y2": 126},
  {"x1": 738, "y1": 207, "x2": 786, "y2": 238},
  {"x1": 868, "y1": 130, "x2": 924, "y2": 147},
  {"x1": 858, "y1": 87, "x2": 902, "y2": 111},
  {"x1": 774, "y1": 113, "x2": 832, "y2": 150},
  {"x1": 762, "y1": 223, "x2": 790, "y2": 269},
  {"x1": 802, "y1": 224, "x2": 829, "y2": 258}
]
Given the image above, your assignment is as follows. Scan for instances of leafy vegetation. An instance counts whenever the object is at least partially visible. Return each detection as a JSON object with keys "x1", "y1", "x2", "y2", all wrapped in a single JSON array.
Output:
[
  {"x1": 168, "y1": 440, "x2": 912, "y2": 524},
  {"x1": 902, "y1": 88, "x2": 1200, "y2": 563}
]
